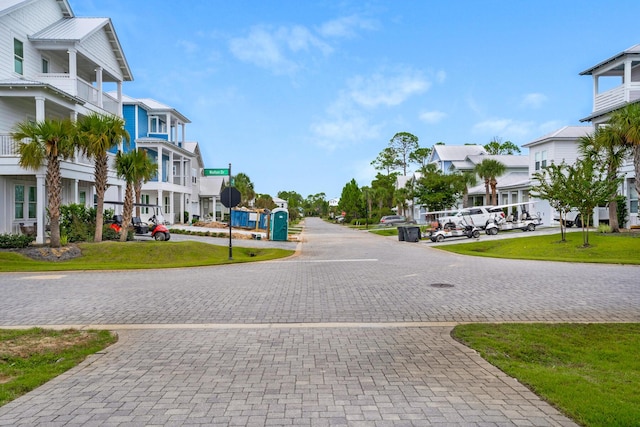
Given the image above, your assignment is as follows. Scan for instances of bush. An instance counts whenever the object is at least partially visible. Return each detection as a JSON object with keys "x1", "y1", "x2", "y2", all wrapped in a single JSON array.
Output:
[
  {"x1": 598, "y1": 224, "x2": 612, "y2": 233},
  {"x1": 101, "y1": 225, "x2": 119, "y2": 241},
  {"x1": 60, "y1": 204, "x2": 95, "y2": 242},
  {"x1": 0, "y1": 233, "x2": 35, "y2": 249}
]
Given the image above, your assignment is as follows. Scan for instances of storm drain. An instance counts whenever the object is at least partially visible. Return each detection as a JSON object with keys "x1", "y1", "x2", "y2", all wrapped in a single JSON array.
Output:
[{"x1": 430, "y1": 283, "x2": 454, "y2": 288}]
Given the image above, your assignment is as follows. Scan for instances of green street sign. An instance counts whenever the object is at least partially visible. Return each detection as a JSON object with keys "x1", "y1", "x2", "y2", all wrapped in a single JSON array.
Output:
[{"x1": 204, "y1": 168, "x2": 229, "y2": 176}]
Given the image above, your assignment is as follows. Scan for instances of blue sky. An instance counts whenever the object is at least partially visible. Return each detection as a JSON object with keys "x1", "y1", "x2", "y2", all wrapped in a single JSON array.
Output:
[{"x1": 72, "y1": 0, "x2": 640, "y2": 200}]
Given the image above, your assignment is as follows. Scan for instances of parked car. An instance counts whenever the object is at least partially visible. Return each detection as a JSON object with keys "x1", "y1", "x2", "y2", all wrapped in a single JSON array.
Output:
[{"x1": 379, "y1": 215, "x2": 415, "y2": 226}]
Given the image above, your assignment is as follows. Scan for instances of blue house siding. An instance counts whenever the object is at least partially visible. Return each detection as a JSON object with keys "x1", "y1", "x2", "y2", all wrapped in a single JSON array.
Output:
[{"x1": 137, "y1": 108, "x2": 148, "y2": 139}]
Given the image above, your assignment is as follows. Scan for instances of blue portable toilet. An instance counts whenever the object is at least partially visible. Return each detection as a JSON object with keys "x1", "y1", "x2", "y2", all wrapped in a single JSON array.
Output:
[{"x1": 270, "y1": 208, "x2": 288, "y2": 241}]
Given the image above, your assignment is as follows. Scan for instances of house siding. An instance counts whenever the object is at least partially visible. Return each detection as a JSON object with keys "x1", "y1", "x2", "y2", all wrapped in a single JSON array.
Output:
[
  {"x1": 1, "y1": 0, "x2": 63, "y2": 79},
  {"x1": 81, "y1": 28, "x2": 124, "y2": 81}
]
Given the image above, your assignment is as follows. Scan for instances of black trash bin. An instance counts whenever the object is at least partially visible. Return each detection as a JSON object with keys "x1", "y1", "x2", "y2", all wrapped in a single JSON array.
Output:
[
  {"x1": 405, "y1": 226, "x2": 421, "y2": 242},
  {"x1": 397, "y1": 226, "x2": 406, "y2": 241}
]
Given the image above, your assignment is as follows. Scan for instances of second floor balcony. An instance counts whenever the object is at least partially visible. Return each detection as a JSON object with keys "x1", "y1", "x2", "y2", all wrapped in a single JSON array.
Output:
[
  {"x1": 594, "y1": 82, "x2": 640, "y2": 112},
  {"x1": 36, "y1": 73, "x2": 120, "y2": 116}
]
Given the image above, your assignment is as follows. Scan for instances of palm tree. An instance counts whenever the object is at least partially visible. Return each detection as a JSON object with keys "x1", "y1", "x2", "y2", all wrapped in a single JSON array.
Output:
[
  {"x1": 114, "y1": 150, "x2": 136, "y2": 242},
  {"x1": 12, "y1": 119, "x2": 77, "y2": 248},
  {"x1": 132, "y1": 149, "x2": 157, "y2": 217},
  {"x1": 233, "y1": 172, "x2": 256, "y2": 207},
  {"x1": 114, "y1": 149, "x2": 158, "y2": 242},
  {"x1": 578, "y1": 126, "x2": 628, "y2": 232},
  {"x1": 474, "y1": 158, "x2": 506, "y2": 205},
  {"x1": 458, "y1": 171, "x2": 478, "y2": 208},
  {"x1": 77, "y1": 113, "x2": 130, "y2": 242},
  {"x1": 608, "y1": 103, "x2": 640, "y2": 207}
]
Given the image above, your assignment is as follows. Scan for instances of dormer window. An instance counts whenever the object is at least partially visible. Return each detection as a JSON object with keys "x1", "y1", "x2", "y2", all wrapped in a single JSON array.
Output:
[
  {"x1": 42, "y1": 57, "x2": 49, "y2": 73},
  {"x1": 14, "y1": 38, "x2": 24, "y2": 75}
]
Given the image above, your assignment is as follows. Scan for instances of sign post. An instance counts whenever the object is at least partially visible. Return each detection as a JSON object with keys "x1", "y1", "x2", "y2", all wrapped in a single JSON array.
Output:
[
  {"x1": 227, "y1": 164, "x2": 232, "y2": 260},
  {"x1": 219, "y1": 164, "x2": 241, "y2": 260}
]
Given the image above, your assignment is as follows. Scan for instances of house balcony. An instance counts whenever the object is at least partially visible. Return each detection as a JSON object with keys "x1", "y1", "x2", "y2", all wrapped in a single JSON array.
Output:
[
  {"x1": 594, "y1": 82, "x2": 640, "y2": 112},
  {"x1": 36, "y1": 74, "x2": 120, "y2": 116},
  {"x1": 0, "y1": 133, "x2": 94, "y2": 166}
]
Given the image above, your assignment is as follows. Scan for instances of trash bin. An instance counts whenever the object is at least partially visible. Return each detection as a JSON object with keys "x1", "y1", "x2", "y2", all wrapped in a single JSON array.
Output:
[
  {"x1": 397, "y1": 226, "x2": 406, "y2": 241},
  {"x1": 405, "y1": 226, "x2": 421, "y2": 242}
]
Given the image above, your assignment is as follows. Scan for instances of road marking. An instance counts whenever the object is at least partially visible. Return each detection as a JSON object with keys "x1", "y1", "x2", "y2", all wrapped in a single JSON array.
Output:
[{"x1": 19, "y1": 275, "x2": 67, "y2": 280}]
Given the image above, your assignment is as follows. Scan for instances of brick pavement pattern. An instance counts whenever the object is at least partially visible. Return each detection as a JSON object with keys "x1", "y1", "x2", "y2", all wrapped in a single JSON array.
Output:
[{"x1": 1, "y1": 217, "x2": 638, "y2": 425}]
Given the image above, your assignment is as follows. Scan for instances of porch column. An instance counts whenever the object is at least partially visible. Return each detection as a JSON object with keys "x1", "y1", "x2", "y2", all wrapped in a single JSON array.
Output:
[
  {"x1": 36, "y1": 174, "x2": 46, "y2": 244},
  {"x1": 95, "y1": 66, "x2": 103, "y2": 108},
  {"x1": 593, "y1": 75, "x2": 598, "y2": 101},
  {"x1": 180, "y1": 193, "x2": 185, "y2": 223},
  {"x1": 73, "y1": 179, "x2": 79, "y2": 204},
  {"x1": 157, "y1": 147, "x2": 163, "y2": 183},
  {"x1": 170, "y1": 191, "x2": 175, "y2": 224},
  {"x1": 116, "y1": 82, "x2": 123, "y2": 118},
  {"x1": 624, "y1": 60, "x2": 632, "y2": 102},
  {"x1": 67, "y1": 49, "x2": 77, "y2": 95},
  {"x1": 35, "y1": 96, "x2": 45, "y2": 121}
]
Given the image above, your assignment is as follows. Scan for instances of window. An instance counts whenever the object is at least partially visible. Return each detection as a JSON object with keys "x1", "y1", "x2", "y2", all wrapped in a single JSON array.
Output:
[
  {"x1": 141, "y1": 194, "x2": 149, "y2": 214},
  {"x1": 630, "y1": 185, "x2": 638, "y2": 214},
  {"x1": 15, "y1": 185, "x2": 24, "y2": 219},
  {"x1": 79, "y1": 191, "x2": 86, "y2": 205},
  {"x1": 14, "y1": 38, "x2": 24, "y2": 75},
  {"x1": 149, "y1": 116, "x2": 167, "y2": 133},
  {"x1": 164, "y1": 196, "x2": 170, "y2": 214},
  {"x1": 534, "y1": 150, "x2": 547, "y2": 171},
  {"x1": 42, "y1": 57, "x2": 49, "y2": 73},
  {"x1": 15, "y1": 185, "x2": 36, "y2": 219}
]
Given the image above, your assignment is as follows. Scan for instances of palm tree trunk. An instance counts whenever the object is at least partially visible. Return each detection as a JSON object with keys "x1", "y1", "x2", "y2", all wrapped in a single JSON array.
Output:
[
  {"x1": 635, "y1": 145, "x2": 640, "y2": 204},
  {"x1": 48, "y1": 156, "x2": 62, "y2": 248},
  {"x1": 93, "y1": 154, "x2": 108, "y2": 242},
  {"x1": 120, "y1": 183, "x2": 134, "y2": 242},
  {"x1": 484, "y1": 179, "x2": 490, "y2": 205}
]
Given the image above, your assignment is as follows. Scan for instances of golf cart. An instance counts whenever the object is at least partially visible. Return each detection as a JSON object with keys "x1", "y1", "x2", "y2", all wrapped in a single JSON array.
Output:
[
  {"x1": 428, "y1": 214, "x2": 480, "y2": 242},
  {"x1": 106, "y1": 202, "x2": 171, "y2": 241}
]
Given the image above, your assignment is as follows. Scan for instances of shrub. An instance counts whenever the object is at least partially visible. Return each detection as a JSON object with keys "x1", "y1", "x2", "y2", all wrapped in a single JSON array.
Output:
[
  {"x1": 60, "y1": 204, "x2": 95, "y2": 242},
  {"x1": 0, "y1": 233, "x2": 35, "y2": 249},
  {"x1": 101, "y1": 225, "x2": 119, "y2": 241},
  {"x1": 598, "y1": 224, "x2": 612, "y2": 233}
]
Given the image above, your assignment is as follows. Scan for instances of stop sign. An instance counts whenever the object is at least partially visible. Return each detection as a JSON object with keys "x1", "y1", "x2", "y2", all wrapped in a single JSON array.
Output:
[{"x1": 220, "y1": 187, "x2": 241, "y2": 208}]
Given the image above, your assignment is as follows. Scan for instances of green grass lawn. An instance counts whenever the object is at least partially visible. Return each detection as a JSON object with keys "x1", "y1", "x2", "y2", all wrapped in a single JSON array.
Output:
[
  {"x1": 435, "y1": 231, "x2": 640, "y2": 264},
  {"x1": 453, "y1": 323, "x2": 640, "y2": 427},
  {"x1": 0, "y1": 241, "x2": 294, "y2": 272},
  {"x1": 0, "y1": 328, "x2": 117, "y2": 407}
]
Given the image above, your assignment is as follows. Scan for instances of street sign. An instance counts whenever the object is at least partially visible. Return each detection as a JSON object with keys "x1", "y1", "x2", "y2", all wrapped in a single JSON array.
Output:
[
  {"x1": 204, "y1": 168, "x2": 229, "y2": 176},
  {"x1": 220, "y1": 187, "x2": 241, "y2": 208}
]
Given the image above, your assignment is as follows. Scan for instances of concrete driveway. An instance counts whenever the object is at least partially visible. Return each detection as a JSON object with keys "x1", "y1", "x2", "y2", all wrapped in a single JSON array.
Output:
[{"x1": 0, "y1": 217, "x2": 638, "y2": 426}]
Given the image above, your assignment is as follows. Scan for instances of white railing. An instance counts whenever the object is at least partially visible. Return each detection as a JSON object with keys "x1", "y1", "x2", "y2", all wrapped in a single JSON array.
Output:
[
  {"x1": 0, "y1": 134, "x2": 18, "y2": 156},
  {"x1": 36, "y1": 74, "x2": 120, "y2": 116},
  {"x1": 594, "y1": 83, "x2": 640, "y2": 111}
]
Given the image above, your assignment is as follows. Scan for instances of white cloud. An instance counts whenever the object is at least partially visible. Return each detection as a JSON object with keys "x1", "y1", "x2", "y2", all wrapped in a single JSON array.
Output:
[
  {"x1": 419, "y1": 110, "x2": 447, "y2": 124},
  {"x1": 521, "y1": 93, "x2": 547, "y2": 109},
  {"x1": 435, "y1": 70, "x2": 446, "y2": 84},
  {"x1": 176, "y1": 39, "x2": 198, "y2": 55},
  {"x1": 348, "y1": 70, "x2": 430, "y2": 108},
  {"x1": 228, "y1": 25, "x2": 331, "y2": 75},
  {"x1": 318, "y1": 15, "x2": 377, "y2": 38},
  {"x1": 472, "y1": 118, "x2": 535, "y2": 139},
  {"x1": 311, "y1": 115, "x2": 383, "y2": 151}
]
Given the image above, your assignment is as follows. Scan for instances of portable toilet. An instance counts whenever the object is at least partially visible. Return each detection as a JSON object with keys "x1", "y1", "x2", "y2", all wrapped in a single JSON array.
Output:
[{"x1": 270, "y1": 208, "x2": 288, "y2": 241}]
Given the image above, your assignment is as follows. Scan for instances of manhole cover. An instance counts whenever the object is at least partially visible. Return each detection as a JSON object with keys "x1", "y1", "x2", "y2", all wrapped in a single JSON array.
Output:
[{"x1": 430, "y1": 283, "x2": 454, "y2": 288}]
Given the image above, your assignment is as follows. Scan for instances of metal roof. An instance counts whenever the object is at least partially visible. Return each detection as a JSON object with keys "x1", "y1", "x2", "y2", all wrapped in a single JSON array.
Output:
[
  {"x1": 579, "y1": 44, "x2": 640, "y2": 75},
  {"x1": 522, "y1": 126, "x2": 593, "y2": 147},
  {"x1": 30, "y1": 17, "x2": 133, "y2": 82}
]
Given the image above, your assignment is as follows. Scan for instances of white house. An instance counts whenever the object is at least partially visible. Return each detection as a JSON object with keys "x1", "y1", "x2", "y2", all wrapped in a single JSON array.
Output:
[
  {"x1": 523, "y1": 126, "x2": 594, "y2": 226},
  {"x1": 0, "y1": 0, "x2": 132, "y2": 243},
  {"x1": 579, "y1": 43, "x2": 639, "y2": 226}
]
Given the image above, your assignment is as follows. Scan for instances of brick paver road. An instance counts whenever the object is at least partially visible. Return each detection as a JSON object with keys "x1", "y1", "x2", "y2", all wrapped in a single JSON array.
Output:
[{"x1": 1, "y1": 218, "x2": 638, "y2": 425}]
